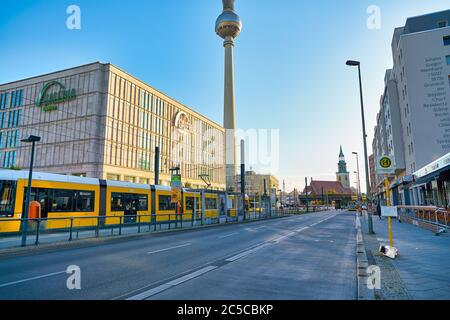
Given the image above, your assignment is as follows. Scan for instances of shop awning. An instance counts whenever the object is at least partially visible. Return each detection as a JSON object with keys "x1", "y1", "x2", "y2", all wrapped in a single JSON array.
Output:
[{"x1": 414, "y1": 165, "x2": 450, "y2": 185}]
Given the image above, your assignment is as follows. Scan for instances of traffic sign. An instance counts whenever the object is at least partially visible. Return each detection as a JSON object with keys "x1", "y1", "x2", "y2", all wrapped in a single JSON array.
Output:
[
  {"x1": 376, "y1": 155, "x2": 396, "y2": 175},
  {"x1": 381, "y1": 206, "x2": 398, "y2": 217},
  {"x1": 171, "y1": 174, "x2": 182, "y2": 189}
]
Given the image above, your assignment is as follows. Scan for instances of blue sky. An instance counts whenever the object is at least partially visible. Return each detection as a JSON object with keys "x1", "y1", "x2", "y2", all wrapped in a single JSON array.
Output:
[{"x1": 1, "y1": 0, "x2": 449, "y2": 192}]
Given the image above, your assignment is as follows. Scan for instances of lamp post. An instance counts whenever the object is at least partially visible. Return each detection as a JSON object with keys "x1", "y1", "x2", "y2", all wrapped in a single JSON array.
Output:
[
  {"x1": 20, "y1": 135, "x2": 41, "y2": 247},
  {"x1": 352, "y1": 152, "x2": 361, "y2": 202},
  {"x1": 346, "y1": 60, "x2": 374, "y2": 234}
]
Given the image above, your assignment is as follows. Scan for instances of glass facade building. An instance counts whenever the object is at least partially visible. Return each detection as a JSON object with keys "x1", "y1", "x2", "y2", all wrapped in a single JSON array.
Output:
[{"x1": 0, "y1": 62, "x2": 226, "y2": 190}]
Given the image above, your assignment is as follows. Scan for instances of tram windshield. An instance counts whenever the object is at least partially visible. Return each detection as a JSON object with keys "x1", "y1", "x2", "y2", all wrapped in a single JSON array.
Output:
[{"x1": 0, "y1": 180, "x2": 16, "y2": 217}]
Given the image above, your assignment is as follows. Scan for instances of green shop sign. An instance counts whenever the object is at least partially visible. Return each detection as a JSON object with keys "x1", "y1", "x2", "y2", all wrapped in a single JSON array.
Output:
[{"x1": 36, "y1": 81, "x2": 76, "y2": 112}]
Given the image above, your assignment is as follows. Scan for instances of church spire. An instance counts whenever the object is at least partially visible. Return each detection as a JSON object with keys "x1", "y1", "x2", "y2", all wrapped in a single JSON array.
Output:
[{"x1": 336, "y1": 145, "x2": 350, "y2": 188}]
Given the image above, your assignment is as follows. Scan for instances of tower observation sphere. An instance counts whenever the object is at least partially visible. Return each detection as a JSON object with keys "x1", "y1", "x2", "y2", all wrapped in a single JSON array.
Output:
[{"x1": 215, "y1": 0, "x2": 242, "y2": 39}]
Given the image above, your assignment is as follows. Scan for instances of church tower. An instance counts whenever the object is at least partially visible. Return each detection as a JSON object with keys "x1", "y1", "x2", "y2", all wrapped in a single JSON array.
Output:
[{"x1": 336, "y1": 146, "x2": 350, "y2": 188}]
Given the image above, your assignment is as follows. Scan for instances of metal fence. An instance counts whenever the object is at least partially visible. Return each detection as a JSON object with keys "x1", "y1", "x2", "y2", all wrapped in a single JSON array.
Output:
[
  {"x1": 397, "y1": 205, "x2": 449, "y2": 230},
  {"x1": 0, "y1": 205, "x2": 333, "y2": 248},
  {"x1": 0, "y1": 210, "x2": 296, "y2": 247}
]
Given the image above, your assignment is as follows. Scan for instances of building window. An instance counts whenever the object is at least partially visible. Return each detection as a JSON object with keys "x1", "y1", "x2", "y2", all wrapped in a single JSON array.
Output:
[
  {"x1": 444, "y1": 36, "x2": 450, "y2": 46},
  {"x1": 0, "y1": 93, "x2": 8, "y2": 110},
  {"x1": 107, "y1": 174, "x2": 120, "y2": 181},
  {"x1": 446, "y1": 55, "x2": 450, "y2": 65},
  {"x1": 438, "y1": 20, "x2": 448, "y2": 28}
]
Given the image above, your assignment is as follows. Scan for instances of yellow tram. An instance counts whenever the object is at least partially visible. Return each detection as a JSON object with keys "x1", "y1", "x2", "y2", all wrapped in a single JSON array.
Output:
[{"x1": 0, "y1": 170, "x2": 238, "y2": 234}]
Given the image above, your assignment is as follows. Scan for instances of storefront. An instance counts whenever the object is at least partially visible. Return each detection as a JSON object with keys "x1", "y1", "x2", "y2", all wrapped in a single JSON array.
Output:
[{"x1": 410, "y1": 152, "x2": 450, "y2": 207}]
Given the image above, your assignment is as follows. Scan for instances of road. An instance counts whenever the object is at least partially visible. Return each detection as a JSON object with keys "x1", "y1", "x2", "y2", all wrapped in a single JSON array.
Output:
[{"x1": 0, "y1": 211, "x2": 356, "y2": 300}]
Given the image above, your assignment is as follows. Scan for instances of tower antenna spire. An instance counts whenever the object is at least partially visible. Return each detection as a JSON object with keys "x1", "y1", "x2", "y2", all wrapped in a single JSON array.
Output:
[{"x1": 223, "y1": 0, "x2": 235, "y2": 11}]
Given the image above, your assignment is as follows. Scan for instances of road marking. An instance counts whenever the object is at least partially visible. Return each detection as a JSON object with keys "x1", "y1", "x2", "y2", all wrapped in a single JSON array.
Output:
[
  {"x1": 147, "y1": 243, "x2": 191, "y2": 255},
  {"x1": 271, "y1": 214, "x2": 337, "y2": 243},
  {"x1": 253, "y1": 226, "x2": 266, "y2": 230},
  {"x1": 0, "y1": 270, "x2": 66, "y2": 288},
  {"x1": 218, "y1": 233, "x2": 239, "y2": 239},
  {"x1": 126, "y1": 266, "x2": 218, "y2": 300},
  {"x1": 225, "y1": 244, "x2": 269, "y2": 262},
  {"x1": 123, "y1": 212, "x2": 339, "y2": 300}
]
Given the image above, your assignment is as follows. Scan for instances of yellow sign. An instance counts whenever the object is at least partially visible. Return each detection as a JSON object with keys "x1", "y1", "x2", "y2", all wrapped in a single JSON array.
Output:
[
  {"x1": 379, "y1": 157, "x2": 392, "y2": 168},
  {"x1": 376, "y1": 155, "x2": 396, "y2": 174}
]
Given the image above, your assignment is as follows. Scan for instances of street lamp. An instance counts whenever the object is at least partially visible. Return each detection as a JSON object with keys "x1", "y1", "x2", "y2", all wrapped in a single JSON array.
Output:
[
  {"x1": 346, "y1": 60, "x2": 374, "y2": 234},
  {"x1": 352, "y1": 152, "x2": 362, "y2": 202},
  {"x1": 20, "y1": 135, "x2": 41, "y2": 247}
]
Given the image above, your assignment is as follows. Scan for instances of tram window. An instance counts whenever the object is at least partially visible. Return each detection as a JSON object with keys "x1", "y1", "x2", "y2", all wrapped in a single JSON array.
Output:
[
  {"x1": 205, "y1": 198, "x2": 217, "y2": 210},
  {"x1": 137, "y1": 194, "x2": 148, "y2": 211},
  {"x1": 111, "y1": 193, "x2": 123, "y2": 211},
  {"x1": 159, "y1": 195, "x2": 176, "y2": 211},
  {"x1": 49, "y1": 190, "x2": 75, "y2": 212},
  {"x1": 0, "y1": 181, "x2": 15, "y2": 217},
  {"x1": 185, "y1": 197, "x2": 194, "y2": 211},
  {"x1": 76, "y1": 191, "x2": 94, "y2": 212},
  {"x1": 185, "y1": 197, "x2": 200, "y2": 211}
]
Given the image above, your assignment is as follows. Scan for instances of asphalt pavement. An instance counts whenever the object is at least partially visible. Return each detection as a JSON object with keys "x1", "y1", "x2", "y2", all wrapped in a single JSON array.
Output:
[{"x1": 0, "y1": 210, "x2": 356, "y2": 300}]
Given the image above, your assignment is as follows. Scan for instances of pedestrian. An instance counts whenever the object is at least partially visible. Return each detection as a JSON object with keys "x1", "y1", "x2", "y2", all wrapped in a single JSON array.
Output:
[{"x1": 376, "y1": 201, "x2": 382, "y2": 220}]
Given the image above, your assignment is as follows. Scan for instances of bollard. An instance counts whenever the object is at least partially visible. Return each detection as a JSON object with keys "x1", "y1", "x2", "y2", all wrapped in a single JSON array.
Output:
[
  {"x1": 69, "y1": 218, "x2": 74, "y2": 241},
  {"x1": 35, "y1": 219, "x2": 40, "y2": 246}
]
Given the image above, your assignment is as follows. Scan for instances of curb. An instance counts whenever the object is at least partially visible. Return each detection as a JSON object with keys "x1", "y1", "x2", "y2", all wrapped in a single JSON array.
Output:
[
  {"x1": 356, "y1": 215, "x2": 375, "y2": 300},
  {"x1": 0, "y1": 213, "x2": 303, "y2": 259}
]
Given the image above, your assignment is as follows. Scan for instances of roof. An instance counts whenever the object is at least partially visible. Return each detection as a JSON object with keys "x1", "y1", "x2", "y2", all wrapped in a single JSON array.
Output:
[{"x1": 303, "y1": 180, "x2": 352, "y2": 195}]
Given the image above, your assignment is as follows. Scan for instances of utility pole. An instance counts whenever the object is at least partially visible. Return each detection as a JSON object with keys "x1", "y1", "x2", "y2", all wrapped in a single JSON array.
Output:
[
  {"x1": 20, "y1": 135, "x2": 41, "y2": 247},
  {"x1": 154, "y1": 146, "x2": 160, "y2": 185},
  {"x1": 305, "y1": 177, "x2": 309, "y2": 213},
  {"x1": 240, "y1": 140, "x2": 246, "y2": 220},
  {"x1": 346, "y1": 60, "x2": 374, "y2": 234}
]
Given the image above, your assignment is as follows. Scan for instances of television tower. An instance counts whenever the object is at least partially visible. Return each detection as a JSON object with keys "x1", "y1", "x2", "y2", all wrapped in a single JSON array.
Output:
[{"x1": 216, "y1": 0, "x2": 242, "y2": 191}]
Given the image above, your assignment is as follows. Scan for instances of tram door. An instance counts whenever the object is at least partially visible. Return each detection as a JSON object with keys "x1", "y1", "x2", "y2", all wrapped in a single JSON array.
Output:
[
  {"x1": 218, "y1": 194, "x2": 226, "y2": 217},
  {"x1": 123, "y1": 194, "x2": 138, "y2": 224}
]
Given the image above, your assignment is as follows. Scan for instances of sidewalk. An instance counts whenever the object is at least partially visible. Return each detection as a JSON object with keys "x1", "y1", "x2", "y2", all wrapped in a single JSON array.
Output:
[{"x1": 360, "y1": 213, "x2": 450, "y2": 300}]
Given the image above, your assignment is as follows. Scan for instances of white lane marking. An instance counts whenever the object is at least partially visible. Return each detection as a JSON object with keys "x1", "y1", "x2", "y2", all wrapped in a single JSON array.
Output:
[
  {"x1": 166, "y1": 266, "x2": 217, "y2": 286},
  {"x1": 147, "y1": 243, "x2": 191, "y2": 255},
  {"x1": 218, "y1": 233, "x2": 239, "y2": 239},
  {"x1": 309, "y1": 214, "x2": 337, "y2": 227},
  {"x1": 225, "y1": 244, "x2": 269, "y2": 262},
  {"x1": 126, "y1": 266, "x2": 218, "y2": 300},
  {"x1": 0, "y1": 270, "x2": 66, "y2": 288},
  {"x1": 253, "y1": 226, "x2": 266, "y2": 230},
  {"x1": 270, "y1": 214, "x2": 337, "y2": 243},
  {"x1": 126, "y1": 284, "x2": 172, "y2": 300}
]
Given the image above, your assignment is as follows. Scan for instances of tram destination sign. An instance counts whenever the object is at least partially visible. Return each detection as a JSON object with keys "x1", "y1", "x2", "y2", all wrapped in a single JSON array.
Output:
[{"x1": 36, "y1": 81, "x2": 77, "y2": 112}]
